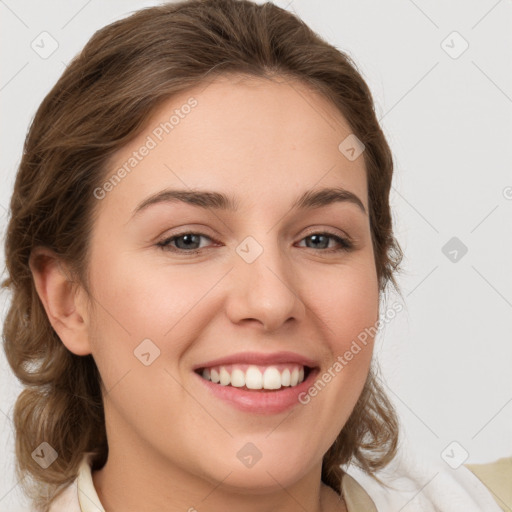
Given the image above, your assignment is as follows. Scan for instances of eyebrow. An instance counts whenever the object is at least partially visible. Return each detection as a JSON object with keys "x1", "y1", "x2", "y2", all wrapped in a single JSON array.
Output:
[{"x1": 131, "y1": 186, "x2": 367, "y2": 219}]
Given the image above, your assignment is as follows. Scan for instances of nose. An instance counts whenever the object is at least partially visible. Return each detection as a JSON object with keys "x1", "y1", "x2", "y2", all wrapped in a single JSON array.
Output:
[{"x1": 225, "y1": 239, "x2": 306, "y2": 332}]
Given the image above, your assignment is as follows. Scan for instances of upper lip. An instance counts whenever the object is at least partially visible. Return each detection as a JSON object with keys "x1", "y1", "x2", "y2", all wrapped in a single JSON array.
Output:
[{"x1": 193, "y1": 351, "x2": 319, "y2": 371}]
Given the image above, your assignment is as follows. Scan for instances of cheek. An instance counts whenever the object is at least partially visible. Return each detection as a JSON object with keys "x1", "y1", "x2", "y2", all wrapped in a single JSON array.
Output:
[
  {"x1": 88, "y1": 246, "x2": 211, "y2": 338},
  {"x1": 298, "y1": 257, "x2": 379, "y2": 407},
  {"x1": 277, "y1": 259, "x2": 379, "y2": 467},
  {"x1": 86, "y1": 245, "x2": 232, "y2": 397},
  {"x1": 304, "y1": 257, "x2": 379, "y2": 349}
]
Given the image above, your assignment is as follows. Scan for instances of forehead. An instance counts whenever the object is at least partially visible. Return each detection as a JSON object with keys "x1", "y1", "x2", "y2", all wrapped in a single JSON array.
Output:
[{"x1": 96, "y1": 74, "x2": 368, "y2": 220}]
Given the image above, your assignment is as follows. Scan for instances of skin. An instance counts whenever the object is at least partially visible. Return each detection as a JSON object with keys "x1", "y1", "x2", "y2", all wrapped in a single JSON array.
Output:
[{"x1": 31, "y1": 74, "x2": 380, "y2": 512}]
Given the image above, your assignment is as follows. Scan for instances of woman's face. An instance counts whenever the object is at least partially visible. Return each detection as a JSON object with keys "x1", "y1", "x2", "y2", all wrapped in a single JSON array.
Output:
[{"x1": 83, "y1": 75, "x2": 379, "y2": 491}]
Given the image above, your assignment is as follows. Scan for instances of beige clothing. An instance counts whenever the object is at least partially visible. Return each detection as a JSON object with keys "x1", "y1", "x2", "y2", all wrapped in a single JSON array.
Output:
[
  {"x1": 465, "y1": 457, "x2": 512, "y2": 512},
  {"x1": 49, "y1": 453, "x2": 512, "y2": 512}
]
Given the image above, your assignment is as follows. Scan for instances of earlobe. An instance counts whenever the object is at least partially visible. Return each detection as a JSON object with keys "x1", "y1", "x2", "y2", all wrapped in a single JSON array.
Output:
[{"x1": 29, "y1": 247, "x2": 92, "y2": 356}]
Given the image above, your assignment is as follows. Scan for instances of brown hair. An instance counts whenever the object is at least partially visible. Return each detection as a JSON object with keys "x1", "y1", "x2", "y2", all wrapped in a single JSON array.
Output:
[{"x1": 2, "y1": 0, "x2": 402, "y2": 509}]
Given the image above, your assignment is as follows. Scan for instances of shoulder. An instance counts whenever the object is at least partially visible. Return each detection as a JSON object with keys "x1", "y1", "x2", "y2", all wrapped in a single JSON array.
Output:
[
  {"x1": 464, "y1": 456, "x2": 512, "y2": 512},
  {"x1": 49, "y1": 452, "x2": 103, "y2": 512},
  {"x1": 341, "y1": 449, "x2": 511, "y2": 512},
  {"x1": 341, "y1": 472, "x2": 378, "y2": 511},
  {"x1": 48, "y1": 479, "x2": 80, "y2": 512}
]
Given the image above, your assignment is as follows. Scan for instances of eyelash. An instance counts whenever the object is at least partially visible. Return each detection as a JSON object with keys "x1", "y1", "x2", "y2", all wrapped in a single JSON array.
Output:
[{"x1": 156, "y1": 230, "x2": 353, "y2": 255}]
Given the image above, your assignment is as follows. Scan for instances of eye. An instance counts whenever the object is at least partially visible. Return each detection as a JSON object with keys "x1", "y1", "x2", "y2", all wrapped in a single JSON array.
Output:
[
  {"x1": 296, "y1": 232, "x2": 353, "y2": 252},
  {"x1": 157, "y1": 232, "x2": 215, "y2": 253},
  {"x1": 156, "y1": 230, "x2": 353, "y2": 255}
]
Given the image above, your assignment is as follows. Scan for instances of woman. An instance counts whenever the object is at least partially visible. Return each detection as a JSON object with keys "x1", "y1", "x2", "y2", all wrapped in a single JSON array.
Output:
[{"x1": 2, "y1": 1, "x2": 510, "y2": 511}]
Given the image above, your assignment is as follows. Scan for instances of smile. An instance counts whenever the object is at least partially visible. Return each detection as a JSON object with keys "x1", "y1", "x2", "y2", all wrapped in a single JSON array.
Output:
[{"x1": 196, "y1": 363, "x2": 310, "y2": 391}]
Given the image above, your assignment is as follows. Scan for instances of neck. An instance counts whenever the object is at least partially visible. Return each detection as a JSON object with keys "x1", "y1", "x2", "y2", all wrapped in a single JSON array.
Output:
[{"x1": 92, "y1": 441, "x2": 345, "y2": 512}]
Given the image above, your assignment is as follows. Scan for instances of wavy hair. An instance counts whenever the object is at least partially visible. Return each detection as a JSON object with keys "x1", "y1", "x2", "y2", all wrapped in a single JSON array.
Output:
[{"x1": 2, "y1": 0, "x2": 403, "y2": 509}]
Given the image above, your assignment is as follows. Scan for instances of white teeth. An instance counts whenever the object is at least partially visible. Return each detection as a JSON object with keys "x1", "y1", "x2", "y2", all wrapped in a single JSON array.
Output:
[
  {"x1": 263, "y1": 367, "x2": 281, "y2": 389},
  {"x1": 210, "y1": 368, "x2": 220, "y2": 384},
  {"x1": 199, "y1": 364, "x2": 308, "y2": 390},
  {"x1": 290, "y1": 368, "x2": 299, "y2": 386},
  {"x1": 245, "y1": 366, "x2": 263, "y2": 389},
  {"x1": 281, "y1": 368, "x2": 291, "y2": 386},
  {"x1": 219, "y1": 366, "x2": 230, "y2": 386},
  {"x1": 230, "y1": 368, "x2": 245, "y2": 387}
]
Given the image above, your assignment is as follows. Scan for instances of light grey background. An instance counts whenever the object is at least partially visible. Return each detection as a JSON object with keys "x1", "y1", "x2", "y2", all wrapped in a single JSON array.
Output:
[{"x1": 1, "y1": 1, "x2": 511, "y2": 510}]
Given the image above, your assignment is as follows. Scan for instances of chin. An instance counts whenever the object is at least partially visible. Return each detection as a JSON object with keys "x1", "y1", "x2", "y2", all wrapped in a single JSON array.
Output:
[
  {"x1": 213, "y1": 468, "x2": 307, "y2": 495},
  {"x1": 195, "y1": 448, "x2": 315, "y2": 494}
]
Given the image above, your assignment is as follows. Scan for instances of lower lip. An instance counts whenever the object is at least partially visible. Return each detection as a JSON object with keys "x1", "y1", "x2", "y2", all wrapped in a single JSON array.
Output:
[{"x1": 193, "y1": 369, "x2": 319, "y2": 415}]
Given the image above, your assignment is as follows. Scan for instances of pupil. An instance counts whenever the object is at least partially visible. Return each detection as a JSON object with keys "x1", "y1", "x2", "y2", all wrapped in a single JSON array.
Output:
[
  {"x1": 309, "y1": 234, "x2": 327, "y2": 249},
  {"x1": 178, "y1": 234, "x2": 199, "y2": 249}
]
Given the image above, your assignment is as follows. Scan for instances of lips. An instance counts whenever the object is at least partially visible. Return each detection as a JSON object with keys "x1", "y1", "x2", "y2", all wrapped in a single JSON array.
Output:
[
  {"x1": 193, "y1": 353, "x2": 321, "y2": 414},
  {"x1": 193, "y1": 351, "x2": 319, "y2": 393},
  {"x1": 192, "y1": 350, "x2": 319, "y2": 371}
]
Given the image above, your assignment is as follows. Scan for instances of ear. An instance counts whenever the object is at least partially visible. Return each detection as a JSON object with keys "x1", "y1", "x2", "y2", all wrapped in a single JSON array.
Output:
[{"x1": 29, "y1": 247, "x2": 92, "y2": 356}]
